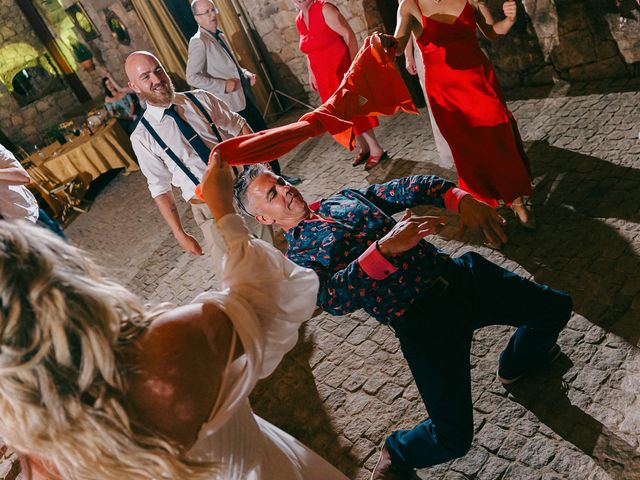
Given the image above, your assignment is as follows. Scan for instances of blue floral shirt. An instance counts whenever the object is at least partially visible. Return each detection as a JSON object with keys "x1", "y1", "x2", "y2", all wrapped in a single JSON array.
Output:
[{"x1": 284, "y1": 175, "x2": 463, "y2": 324}]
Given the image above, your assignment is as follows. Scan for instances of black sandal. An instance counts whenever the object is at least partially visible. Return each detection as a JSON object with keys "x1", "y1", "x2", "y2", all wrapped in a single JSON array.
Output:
[
  {"x1": 364, "y1": 151, "x2": 389, "y2": 170},
  {"x1": 352, "y1": 149, "x2": 370, "y2": 167}
]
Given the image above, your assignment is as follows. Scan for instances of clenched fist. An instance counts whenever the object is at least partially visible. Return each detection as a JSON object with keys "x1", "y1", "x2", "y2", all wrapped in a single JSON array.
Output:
[{"x1": 503, "y1": 0, "x2": 517, "y2": 21}]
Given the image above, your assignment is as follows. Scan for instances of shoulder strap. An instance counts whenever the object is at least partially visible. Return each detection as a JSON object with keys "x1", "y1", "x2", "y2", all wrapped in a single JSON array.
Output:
[
  {"x1": 140, "y1": 117, "x2": 200, "y2": 186},
  {"x1": 184, "y1": 92, "x2": 223, "y2": 143}
]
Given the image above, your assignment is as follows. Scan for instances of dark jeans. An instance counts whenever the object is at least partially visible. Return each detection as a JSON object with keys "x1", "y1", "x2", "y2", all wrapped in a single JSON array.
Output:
[
  {"x1": 386, "y1": 251, "x2": 572, "y2": 470},
  {"x1": 237, "y1": 97, "x2": 281, "y2": 176},
  {"x1": 37, "y1": 208, "x2": 66, "y2": 239}
]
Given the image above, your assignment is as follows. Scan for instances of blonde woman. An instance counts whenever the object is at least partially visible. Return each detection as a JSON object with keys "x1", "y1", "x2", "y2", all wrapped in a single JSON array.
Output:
[{"x1": 0, "y1": 153, "x2": 347, "y2": 480}]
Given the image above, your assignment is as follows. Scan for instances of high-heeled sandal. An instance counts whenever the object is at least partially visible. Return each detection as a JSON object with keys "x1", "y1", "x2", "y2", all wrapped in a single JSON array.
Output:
[
  {"x1": 364, "y1": 151, "x2": 389, "y2": 170},
  {"x1": 352, "y1": 149, "x2": 370, "y2": 167},
  {"x1": 511, "y1": 197, "x2": 536, "y2": 230}
]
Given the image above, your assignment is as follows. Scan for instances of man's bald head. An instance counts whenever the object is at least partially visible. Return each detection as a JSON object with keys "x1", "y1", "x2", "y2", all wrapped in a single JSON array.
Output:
[
  {"x1": 191, "y1": 0, "x2": 218, "y2": 32},
  {"x1": 125, "y1": 51, "x2": 174, "y2": 106}
]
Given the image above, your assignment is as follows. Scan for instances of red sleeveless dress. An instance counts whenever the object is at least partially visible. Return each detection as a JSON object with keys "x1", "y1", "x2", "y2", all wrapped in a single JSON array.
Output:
[
  {"x1": 416, "y1": 2, "x2": 532, "y2": 206},
  {"x1": 296, "y1": 0, "x2": 378, "y2": 135}
]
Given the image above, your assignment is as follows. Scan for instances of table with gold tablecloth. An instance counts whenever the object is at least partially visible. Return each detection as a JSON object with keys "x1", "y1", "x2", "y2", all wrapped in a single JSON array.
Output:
[{"x1": 31, "y1": 119, "x2": 139, "y2": 182}]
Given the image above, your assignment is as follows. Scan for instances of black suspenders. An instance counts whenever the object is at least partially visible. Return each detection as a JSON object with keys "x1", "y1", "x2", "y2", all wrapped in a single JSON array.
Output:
[{"x1": 141, "y1": 93, "x2": 223, "y2": 186}]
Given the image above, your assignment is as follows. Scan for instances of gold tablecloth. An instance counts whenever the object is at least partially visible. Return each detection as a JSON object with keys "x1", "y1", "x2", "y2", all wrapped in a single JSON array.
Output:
[{"x1": 31, "y1": 119, "x2": 138, "y2": 182}]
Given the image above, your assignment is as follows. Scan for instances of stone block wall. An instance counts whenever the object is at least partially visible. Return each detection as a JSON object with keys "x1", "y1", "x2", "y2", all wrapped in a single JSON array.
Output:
[
  {"x1": 473, "y1": 0, "x2": 639, "y2": 88},
  {"x1": 237, "y1": 0, "x2": 639, "y2": 97},
  {"x1": 236, "y1": 0, "x2": 384, "y2": 106},
  {"x1": 0, "y1": 0, "x2": 153, "y2": 147}
]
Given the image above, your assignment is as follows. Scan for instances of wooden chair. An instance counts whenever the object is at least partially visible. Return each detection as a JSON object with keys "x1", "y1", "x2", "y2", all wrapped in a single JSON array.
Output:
[{"x1": 23, "y1": 161, "x2": 91, "y2": 224}]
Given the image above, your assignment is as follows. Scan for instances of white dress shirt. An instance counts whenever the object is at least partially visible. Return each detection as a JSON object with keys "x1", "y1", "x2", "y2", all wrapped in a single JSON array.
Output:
[
  {"x1": 0, "y1": 144, "x2": 39, "y2": 222},
  {"x1": 130, "y1": 90, "x2": 246, "y2": 202}
]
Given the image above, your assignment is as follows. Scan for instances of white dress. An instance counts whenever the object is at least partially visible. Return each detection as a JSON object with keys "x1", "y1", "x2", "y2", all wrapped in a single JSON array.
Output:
[{"x1": 186, "y1": 214, "x2": 348, "y2": 480}]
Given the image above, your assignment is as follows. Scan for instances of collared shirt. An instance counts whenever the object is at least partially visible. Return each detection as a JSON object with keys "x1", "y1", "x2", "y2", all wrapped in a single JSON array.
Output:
[
  {"x1": 0, "y1": 144, "x2": 39, "y2": 222},
  {"x1": 284, "y1": 175, "x2": 468, "y2": 324},
  {"x1": 130, "y1": 90, "x2": 246, "y2": 202}
]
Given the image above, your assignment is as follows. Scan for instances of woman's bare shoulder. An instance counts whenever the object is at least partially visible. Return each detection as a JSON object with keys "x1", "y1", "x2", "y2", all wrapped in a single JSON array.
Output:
[
  {"x1": 126, "y1": 303, "x2": 235, "y2": 449},
  {"x1": 399, "y1": 0, "x2": 421, "y2": 17}
]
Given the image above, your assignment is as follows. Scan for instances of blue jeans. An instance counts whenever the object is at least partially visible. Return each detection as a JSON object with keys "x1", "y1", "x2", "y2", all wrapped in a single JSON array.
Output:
[
  {"x1": 386, "y1": 252, "x2": 572, "y2": 470},
  {"x1": 37, "y1": 208, "x2": 66, "y2": 239}
]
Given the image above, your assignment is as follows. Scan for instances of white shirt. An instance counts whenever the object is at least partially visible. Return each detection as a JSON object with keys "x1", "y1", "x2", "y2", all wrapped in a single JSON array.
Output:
[
  {"x1": 130, "y1": 90, "x2": 247, "y2": 202},
  {"x1": 186, "y1": 214, "x2": 347, "y2": 480},
  {"x1": 0, "y1": 144, "x2": 39, "y2": 222}
]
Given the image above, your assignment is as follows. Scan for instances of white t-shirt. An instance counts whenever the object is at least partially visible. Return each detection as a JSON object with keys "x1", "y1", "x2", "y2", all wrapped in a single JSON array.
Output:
[{"x1": 0, "y1": 144, "x2": 39, "y2": 222}]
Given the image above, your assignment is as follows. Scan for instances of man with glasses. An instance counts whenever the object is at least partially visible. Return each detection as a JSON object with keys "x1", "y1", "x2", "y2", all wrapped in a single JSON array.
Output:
[{"x1": 186, "y1": 0, "x2": 301, "y2": 185}]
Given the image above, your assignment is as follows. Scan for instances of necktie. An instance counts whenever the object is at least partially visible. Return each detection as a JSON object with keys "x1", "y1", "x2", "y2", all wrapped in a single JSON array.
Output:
[
  {"x1": 164, "y1": 104, "x2": 210, "y2": 165},
  {"x1": 213, "y1": 30, "x2": 246, "y2": 83}
]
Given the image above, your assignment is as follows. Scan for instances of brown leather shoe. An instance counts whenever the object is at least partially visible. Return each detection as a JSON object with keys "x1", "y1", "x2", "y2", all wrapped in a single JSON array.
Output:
[{"x1": 370, "y1": 445, "x2": 420, "y2": 480}]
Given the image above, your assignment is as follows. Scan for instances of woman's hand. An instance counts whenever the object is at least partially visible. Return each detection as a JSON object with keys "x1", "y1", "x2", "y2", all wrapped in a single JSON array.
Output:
[
  {"x1": 502, "y1": 0, "x2": 517, "y2": 21},
  {"x1": 375, "y1": 32, "x2": 398, "y2": 51},
  {"x1": 201, "y1": 151, "x2": 237, "y2": 221}
]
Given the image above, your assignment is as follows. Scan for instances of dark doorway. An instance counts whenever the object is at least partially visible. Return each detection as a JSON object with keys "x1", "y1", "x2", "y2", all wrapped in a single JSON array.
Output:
[
  {"x1": 374, "y1": 0, "x2": 425, "y2": 107},
  {"x1": 163, "y1": 0, "x2": 199, "y2": 40}
]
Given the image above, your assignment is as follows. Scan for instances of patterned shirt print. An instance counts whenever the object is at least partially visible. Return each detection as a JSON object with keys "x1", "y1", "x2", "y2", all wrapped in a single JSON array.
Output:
[{"x1": 285, "y1": 175, "x2": 457, "y2": 324}]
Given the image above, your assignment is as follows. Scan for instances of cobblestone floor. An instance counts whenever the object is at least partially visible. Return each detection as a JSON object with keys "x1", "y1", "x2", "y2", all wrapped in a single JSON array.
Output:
[{"x1": 13, "y1": 78, "x2": 640, "y2": 479}]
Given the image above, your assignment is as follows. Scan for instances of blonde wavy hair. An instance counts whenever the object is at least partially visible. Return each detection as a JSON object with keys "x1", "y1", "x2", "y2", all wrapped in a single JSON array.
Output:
[{"x1": 0, "y1": 221, "x2": 220, "y2": 479}]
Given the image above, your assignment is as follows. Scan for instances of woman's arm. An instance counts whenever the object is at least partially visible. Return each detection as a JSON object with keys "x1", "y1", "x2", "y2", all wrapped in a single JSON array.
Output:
[
  {"x1": 404, "y1": 35, "x2": 418, "y2": 75},
  {"x1": 473, "y1": 0, "x2": 517, "y2": 41},
  {"x1": 322, "y1": 3, "x2": 358, "y2": 60},
  {"x1": 393, "y1": 0, "x2": 423, "y2": 55}
]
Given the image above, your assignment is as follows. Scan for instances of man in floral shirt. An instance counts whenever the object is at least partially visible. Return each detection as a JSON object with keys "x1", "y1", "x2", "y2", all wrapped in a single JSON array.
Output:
[{"x1": 235, "y1": 165, "x2": 572, "y2": 480}]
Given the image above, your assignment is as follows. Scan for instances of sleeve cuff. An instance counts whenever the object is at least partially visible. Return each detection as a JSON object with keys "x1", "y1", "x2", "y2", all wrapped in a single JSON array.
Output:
[
  {"x1": 444, "y1": 187, "x2": 469, "y2": 213},
  {"x1": 358, "y1": 242, "x2": 398, "y2": 281}
]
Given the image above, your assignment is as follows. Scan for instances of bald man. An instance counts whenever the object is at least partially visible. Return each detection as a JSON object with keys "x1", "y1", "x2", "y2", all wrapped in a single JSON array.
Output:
[{"x1": 125, "y1": 51, "x2": 274, "y2": 270}]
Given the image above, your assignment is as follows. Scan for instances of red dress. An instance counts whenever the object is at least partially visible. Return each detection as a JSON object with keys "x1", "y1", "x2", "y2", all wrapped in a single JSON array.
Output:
[
  {"x1": 296, "y1": 0, "x2": 378, "y2": 135},
  {"x1": 416, "y1": 2, "x2": 532, "y2": 206}
]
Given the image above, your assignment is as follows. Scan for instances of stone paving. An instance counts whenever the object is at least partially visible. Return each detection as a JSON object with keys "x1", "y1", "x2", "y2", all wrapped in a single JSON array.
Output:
[{"x1": 8, "y1": 78, "x2": 640, "y2": 479}]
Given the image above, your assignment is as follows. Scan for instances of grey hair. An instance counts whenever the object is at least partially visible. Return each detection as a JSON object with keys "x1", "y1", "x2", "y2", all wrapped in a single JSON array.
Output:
[
  {"x1": 0, "y1": 220, "x2": 221, "y2": 479},
  {"x1": 234, "y1": 163, "x2": 272, "y2": 216}
]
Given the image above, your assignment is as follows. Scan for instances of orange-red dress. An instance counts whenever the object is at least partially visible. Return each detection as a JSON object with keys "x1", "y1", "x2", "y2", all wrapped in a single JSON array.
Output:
[
  {"x1": 296, "y1": 0, "x2": 378, "y2": 135},
  {"x1": 416, "y1": 2, "x2": 532, "y2": 206}
]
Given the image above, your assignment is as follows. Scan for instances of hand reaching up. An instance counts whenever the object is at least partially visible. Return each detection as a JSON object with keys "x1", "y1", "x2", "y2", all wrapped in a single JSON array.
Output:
[
  {"x1": 503, "y1": 1, "x2": 517, "y2": 21},
  {"x1": 201, "y1": 151, "x2": 237, "y2": 221}
]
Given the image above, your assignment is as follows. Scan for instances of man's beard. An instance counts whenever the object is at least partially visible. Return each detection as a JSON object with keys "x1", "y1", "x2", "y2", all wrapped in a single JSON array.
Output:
[{"x1": 140, "y1": 79, "x2": 175, "y2": 106}]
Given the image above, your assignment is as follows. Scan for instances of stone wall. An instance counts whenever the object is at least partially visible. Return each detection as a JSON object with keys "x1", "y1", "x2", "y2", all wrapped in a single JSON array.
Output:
[
  {"x1": 478, "y1": 0, "x2": 639, "y2": 88},
  {"x1": 0, "y1": 0, "x2": 153, "y2": 147},
  {"x1": 236, "y1": 0, "x2": 384, "y2": 106},
  {"x1": 237, "y1": 0, "x2": 639, "y2": 97}
]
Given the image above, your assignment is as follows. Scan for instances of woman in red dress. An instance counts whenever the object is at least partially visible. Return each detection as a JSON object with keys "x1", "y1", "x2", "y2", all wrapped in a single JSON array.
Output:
[
  {"x1": 294, "y1": 0, "x2": 388, "y2": 170},
  {"x1": 392, "y1": 0, "x2": 534, "y2": 228}
]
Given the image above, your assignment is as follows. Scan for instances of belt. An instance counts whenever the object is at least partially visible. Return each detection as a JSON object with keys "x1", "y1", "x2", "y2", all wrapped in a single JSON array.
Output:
[{"x1": 189, "y1": 197, "x2": 205, "y2": 205}]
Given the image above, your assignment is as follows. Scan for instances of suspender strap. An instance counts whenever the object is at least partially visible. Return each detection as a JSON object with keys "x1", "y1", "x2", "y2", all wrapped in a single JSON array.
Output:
[
  {"x1": 184, "y1": 92, "x2": 223, "y2": 143},
  {"x1": 140, "y1": 117, "x2": 201, "y2": 186}
]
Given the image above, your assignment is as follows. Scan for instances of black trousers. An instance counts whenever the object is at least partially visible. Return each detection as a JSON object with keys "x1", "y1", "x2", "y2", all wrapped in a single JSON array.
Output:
[
  {"x1": 237, "y1": 97, "x2": 281, "y2": 176},
  {"x1": 386, "y1": 252, "x2": 572, "y2": 470}
]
